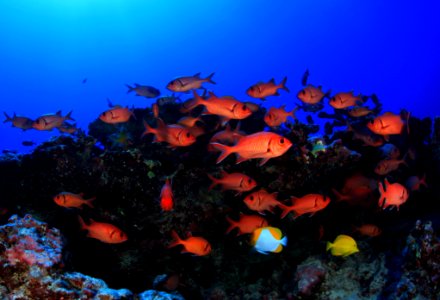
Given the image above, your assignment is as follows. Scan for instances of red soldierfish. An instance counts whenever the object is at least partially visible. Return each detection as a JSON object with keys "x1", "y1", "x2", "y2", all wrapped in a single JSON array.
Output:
[
  {"x1": 167, "y1": 72, "x2": 215, "y2": 92},
  {"x1": 332, "y1": 173, "x2": 377, "y2": 205},
  {"x1": 378, "y1": 179, "x2": 409, "y2": 210},
  {"x1": 160, "y1": 179, "x2": 174, "y2": 211},
  {"x1": 152, "y1": 103, "x2": 159, "y2": 118},
  {"x1": 99, "y1": 106, "x2": 133, "y2": 124},
  {"x1": 264, "y1": 105, "x2": 298, "y2": 127},
  {"x1": 209, "y1": 123, "x2": 245, "y2": 146},
  {"x1": 207, "y1": 170, "x2": 257, "y2": 193},
  {"x1": 177, "y1": 116, "x2": 203, "y2": 128},
  {"x1": 246, "y1": 77, "x2": 289, "y2": 101},
  {"x1": 243, "y1": 189, "x2": 282, "y2": 214},
  {"x1": 3, "y1": 112, "x2": 34, "y2": 130},
  {"x1": 78, "y1": 216, "x2": 127, "y2": 244},
  {"x1": 279, "y1": 194, "x2": 330, "y2": 219},
  {"x1": 347, "y1": 106, "x2": 374, "y2": 117},
  {"x1": 367, "y1": 111, "x2": 409, "y2": 138},
  {"x1": 53, "y1": 192, "x2": 95, "y2": 209},
  {"x1": 210, "y1": 132, "x2": 292, "y2": 166},
  {"x1": 297, "y1": 85, "x2": 328, "y2": 105},
  {"x1": 374, "y1": 158, "x2": 407, "y2": 175},
  {"x1": 142, "y1": 118, "x2": 196, "y2": 147},
  {"x1": 225, "y1": 214, "x2": 268, "y2": 235},
  {"x1": 33, "y1": 111, "x2": 74, "y2": 130},
  {"x1": 168, "y1": 231, "x2": 211, "y2": 256},
  {"x1": 405, "y1": 174, "x2": 427, "y2": 192},
  {"x1": 353, "y1": 224, "x2": 382, "y2": 237},
  {"x1": 329, "y1": 92, "x2": 364, "y2": 109},
  {"x1": 187, "y1": 91, "x2": 252, "y2": 123}
]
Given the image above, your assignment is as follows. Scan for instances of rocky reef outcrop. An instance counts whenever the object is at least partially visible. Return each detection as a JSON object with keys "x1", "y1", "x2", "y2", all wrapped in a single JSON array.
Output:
[{"x1": 0, "y1": 214, "x2": 184, "y2": 300}]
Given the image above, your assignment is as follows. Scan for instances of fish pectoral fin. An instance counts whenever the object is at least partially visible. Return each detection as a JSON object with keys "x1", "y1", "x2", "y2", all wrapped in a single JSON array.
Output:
[
  {"x1": 379, "y1": 119, "x2": 390, "y2": 129},
  {"x1": 177, "y1": 78, "x2": 186, "y2": 87},
  {"x1": 236, "y1": 155, "x2": 247, "y2": 164},
  {"x1": 259, "y1": 158, "x2": 270, "y2": 166}
]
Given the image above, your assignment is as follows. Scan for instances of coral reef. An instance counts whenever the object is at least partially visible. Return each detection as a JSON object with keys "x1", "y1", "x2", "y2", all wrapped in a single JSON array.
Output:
[
  {"x1": 389, "y1": 220, "x2": 440, "y2": 299},
  {"x1": 0, "y1": 101, "x2": 438, "y2": 299},
  {"x1": 291, "y1": 245, "x2": 387, "y2": 300},
  {"x1": 0, "y1": 215, "x2": 183, "y2": 300},
  {"x1": 1, "y1": 214, "x2": 62, "y2": 268}
]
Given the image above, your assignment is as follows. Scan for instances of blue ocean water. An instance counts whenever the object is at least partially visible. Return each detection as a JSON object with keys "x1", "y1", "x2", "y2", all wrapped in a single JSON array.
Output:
[{"x1": 1, "y1": 0, "x2": 439, "y2": 152}]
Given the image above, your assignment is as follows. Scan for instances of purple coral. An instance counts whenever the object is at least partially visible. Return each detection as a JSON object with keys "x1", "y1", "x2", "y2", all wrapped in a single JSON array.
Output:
[{"x1": 1, "y1": 214, "x2": 62, "y2": 268}]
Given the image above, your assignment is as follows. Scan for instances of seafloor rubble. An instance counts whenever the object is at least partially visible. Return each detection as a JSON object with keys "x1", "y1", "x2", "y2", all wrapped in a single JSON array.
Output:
[{"x1": 0, "y1": 103, "x2": 439, "y2": 299}]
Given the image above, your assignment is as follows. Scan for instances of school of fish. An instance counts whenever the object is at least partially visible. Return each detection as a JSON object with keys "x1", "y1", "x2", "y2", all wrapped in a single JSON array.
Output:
[{"x1": 4, "y1": 69, "x2": 427, "y2": 258}]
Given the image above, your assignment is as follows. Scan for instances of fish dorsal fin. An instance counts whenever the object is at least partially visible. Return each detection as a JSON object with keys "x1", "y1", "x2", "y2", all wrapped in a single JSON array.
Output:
[
  {"x1": 208, "y1": 91, "x2": 217, "y2": 99},
  {"x1": 222, "y1": 96, "x2": 236, "y2": 100},
  {"x1": 280, "y1": 104, "x2": 286, "y2": 110},
  {"x1": 156, "y1": 118, "x2": 166, "y2": 130},
  {"x1": 56, "y1": 110, "x2": 62, "y2": 116},
  {"x1": 269, "y1": 78, "x2": 275, "y2": 84},
  {"x1": 135, "y1": 83, "x2": 140, "y2": 87},
  {"x1": 268, "y1": 227, "x2": 282, "y2": 240},
  {"x1": 193, "y1": 72, "x2": 201, "y2": 78},
  {"x1": 251, "y1": 228, "x2": 263, "y2": 245},
  {"x1": 220, "y1": 169, "x2": 229, "y2": 177}
]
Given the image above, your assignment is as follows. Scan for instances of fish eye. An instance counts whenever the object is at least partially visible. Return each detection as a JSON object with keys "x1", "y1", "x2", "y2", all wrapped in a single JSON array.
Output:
[
  {"x1": 248, "y1": 179, "x2": 252, "y2": 183},
  {"x1": 242, "y1": 105, "x2": 247, "y2": 110},
  {"x1": 250, "y1": 195, "x2": 254, "y2": 200},
  {"x1": 186, "y1": 132, "x2": 190, "y2": 138},
  {"x1": 280, "y1": 138, "x2": 285, "y2": 144},
  {"x1": 301, "y1": 90, "x2": 306, "y2": 95},
  {"x1": 250, "y1": 86, "x2": 254, "y2": 91}
]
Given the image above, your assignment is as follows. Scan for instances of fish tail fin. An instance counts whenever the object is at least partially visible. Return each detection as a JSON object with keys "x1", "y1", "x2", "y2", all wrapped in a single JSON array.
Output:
[
  {"x1": 205, "y1": 72, "x2": 216, "y2": 84},
  {"x1": 225, "y1": 216, "x2": 237, "y2": 234},
  {"x1": 207, "y1": 173, "x2": 219, "y2": 190},
  {"x1": 326, "y1": 242, "x2": 333, "y2": 252},
  {"x1": 85, "y1": 197, "x2": 96, "y2": 208},
  {"x1": 280, "y1": 76, "x2": 289, "y2": 92},
  {"x1": 181, "y1": 91, "x2": 203, "y2": 113},
  {"x1": 331, "y1": 188, "x2": 349, "y2": 202},
  {"x1": 324, "y1": 89, "x2": 332, "y2": 99},
  {"x1": 125, "y1": 84, "x2": 134, "y2": 94},
  {"x1": 3, "y1": 112, "x2": 12, "y2": 123},
  {"x1": 420, "y1": 174, "x2": 428, "y2": 188},
  {"x1": 279, "y1": 204, "x2": 293, "y2": 219},
  {"x1": 78, "y1": 216, "x2": 88, "y2": 230},
  {"x1": 141, "y1": 120, "x2": 156, "y2": 137},
  {"x1": 280, "y1": 236, "x2": 288, "y2": 246},
  {"x1": 64, "y1": 111, "x2": 74, "y2": 121},
  {"x1": 168, "y1": 230, "x2": 182, "y2": 248},
  {"x1": 378, "y1": 182, "x2": 386, "y2": 207},
  {"x1": 210, "y1": 143, "x2": 233, "y2": 164},
  {"x1": 290, "y1": 106, "x2": 299, "y2": 118}
]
